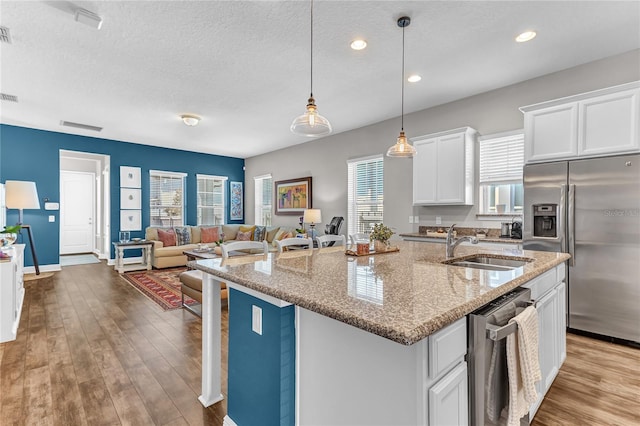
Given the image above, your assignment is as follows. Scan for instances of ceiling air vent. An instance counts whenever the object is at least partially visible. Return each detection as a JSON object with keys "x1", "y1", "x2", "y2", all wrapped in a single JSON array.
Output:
[
  {"x1": 60, "y1": 120, "x2": 103, "y2": 132},
  {"x1": 0, "y1": 93, "x2": 18, "y2": 102},
  {"x1": 0, "y1": 27, "x2": 11, "y2": 44}
]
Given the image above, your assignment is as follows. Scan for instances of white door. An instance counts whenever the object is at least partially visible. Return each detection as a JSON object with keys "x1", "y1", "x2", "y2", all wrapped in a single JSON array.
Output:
[{"x1": 60, "y1": 171, "x2": 95, "y2": 254}]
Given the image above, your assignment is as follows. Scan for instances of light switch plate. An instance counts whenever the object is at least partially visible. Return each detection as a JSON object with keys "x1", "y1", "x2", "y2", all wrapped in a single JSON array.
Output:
[
  {"x1": 252, "y1": 305, "x2": 262, "y2": 335},
  {"x1": 436, "y1": 216, "x2": 442, "y2": 225},
  {"x1": 414, "y1": 216, "x2": 419, "y2": 224},
  {"x1": 48, "y1": 215, "x2": 55, "y2": 223},
  {"x1": 408, "y1": 216, "x2": 414, "y2": 224}
]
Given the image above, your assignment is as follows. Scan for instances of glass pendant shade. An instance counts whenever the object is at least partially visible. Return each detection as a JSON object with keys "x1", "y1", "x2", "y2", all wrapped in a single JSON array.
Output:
[
  {"x1": 291, "y1": 96, "x2": 332, "y2": 137},
  {"x1": 386, "y1": 131, "x2": 417, "y2": 157}
]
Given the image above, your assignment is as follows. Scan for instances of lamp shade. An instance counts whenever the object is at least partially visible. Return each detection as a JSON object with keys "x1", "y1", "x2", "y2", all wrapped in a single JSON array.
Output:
[
  {"x1": 5, "y1": 181, "x2": 40, "y2": 210},
  {"x1": 303, "y1": 208, "x2": 322, "y2": 224}
]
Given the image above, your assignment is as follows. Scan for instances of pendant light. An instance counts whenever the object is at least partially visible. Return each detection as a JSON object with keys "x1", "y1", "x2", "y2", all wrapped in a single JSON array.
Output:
[
  {"x1": 290, "y1": 0, "x2": 332, "y2": 137},
  {"x1": 386, "y1": 16, "x2": 417, "y2": 158}
]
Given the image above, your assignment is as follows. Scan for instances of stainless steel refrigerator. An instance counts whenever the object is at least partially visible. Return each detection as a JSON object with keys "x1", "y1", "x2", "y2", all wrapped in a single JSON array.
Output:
[{"x1": 523, "y1": 154, "x2": 640, "y2": 344}]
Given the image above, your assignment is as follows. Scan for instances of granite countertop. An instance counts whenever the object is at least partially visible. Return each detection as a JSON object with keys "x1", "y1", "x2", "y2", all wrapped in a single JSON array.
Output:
[{"x1": 193, "y1": 241, "x2": 568, "y2": 345}]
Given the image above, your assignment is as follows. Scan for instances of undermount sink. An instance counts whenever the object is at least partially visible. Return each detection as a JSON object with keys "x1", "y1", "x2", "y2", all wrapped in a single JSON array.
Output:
[{"x1": 443, "y1": 255, "x2": 533, "y2": 271}]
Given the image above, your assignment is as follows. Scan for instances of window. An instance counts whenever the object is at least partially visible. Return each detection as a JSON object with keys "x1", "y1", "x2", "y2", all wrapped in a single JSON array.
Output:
[
  {"x1": 197, "y1": 174, "x2": 227, "y2": 225},
  {"x1": 347, "y1": 155, "x2": 384, "y2": 236},
  {"x1": 478, "y1": 131, "x2": 524, "y2": 214},
  {"x1": 254, "y1": 174, "x2": 273, "y2": 226},
  {"x1": 149, "y1": 170, "x2": 186, "y2": 227}
]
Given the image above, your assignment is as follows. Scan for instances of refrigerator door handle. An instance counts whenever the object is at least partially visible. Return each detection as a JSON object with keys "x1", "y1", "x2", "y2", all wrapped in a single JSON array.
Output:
[
  {"x1": 568, "y1": 184, "x2": 576, "y2": 266},
  {"x1": 559, "y1": 184, "x2": 567, "y2": 254}
]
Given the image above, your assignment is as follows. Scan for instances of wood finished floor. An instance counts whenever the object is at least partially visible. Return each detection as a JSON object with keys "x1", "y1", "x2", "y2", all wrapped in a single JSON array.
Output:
[{"x1": 1, "y1": 261, "x2": 639, "y2": 425}]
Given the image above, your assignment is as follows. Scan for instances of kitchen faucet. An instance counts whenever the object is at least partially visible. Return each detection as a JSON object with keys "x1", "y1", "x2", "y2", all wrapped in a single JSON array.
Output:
[{"x1": 446, "y1": 224, "x2": 478, "y2": 258}]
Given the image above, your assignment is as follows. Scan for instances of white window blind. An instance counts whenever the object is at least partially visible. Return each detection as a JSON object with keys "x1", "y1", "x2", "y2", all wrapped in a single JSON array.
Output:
[
  {"x1": 196, "y1": 174, "x2": 227, "y2": 225},
  {"x1": 149, "y1": 170, "x2": 186, "y2": 227},
  {"x1": 347, "y1": 155, "x2": 383, "y2": 236},
  {"x1": 479, "y1": 133, "x2": 525, "y2": 183},
  {"x1": 254, "y1": 174, "x2": 273, "y2": 226}
]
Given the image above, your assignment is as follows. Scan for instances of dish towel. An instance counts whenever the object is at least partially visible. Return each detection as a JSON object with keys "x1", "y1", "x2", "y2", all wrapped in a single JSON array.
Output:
[{"x1": 506, "y1": 306, "x2": 541, "y2": 426}]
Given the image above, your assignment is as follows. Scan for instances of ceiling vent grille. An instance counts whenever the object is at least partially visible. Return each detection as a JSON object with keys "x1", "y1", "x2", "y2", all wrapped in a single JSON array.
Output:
[
  {"x1": 0, "y1": 27, "x2": 11, "y2": 44},
  {"x1": 60, "y1": 120, "x2": 103, "y2": 132},
  {"x1": 0, "y1": 93, "x2": 18, "y2": 102}
]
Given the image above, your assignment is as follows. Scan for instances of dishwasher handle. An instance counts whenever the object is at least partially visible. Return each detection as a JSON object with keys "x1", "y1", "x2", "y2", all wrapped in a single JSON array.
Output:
[{"x1": 486, "y1": 300, "x2": 536, "y2": 341}]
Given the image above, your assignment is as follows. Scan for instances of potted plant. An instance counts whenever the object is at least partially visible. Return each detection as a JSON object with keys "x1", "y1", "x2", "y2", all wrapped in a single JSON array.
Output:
[{"x1": 370, "y1": 223, "x2": 394, "y2": 252}]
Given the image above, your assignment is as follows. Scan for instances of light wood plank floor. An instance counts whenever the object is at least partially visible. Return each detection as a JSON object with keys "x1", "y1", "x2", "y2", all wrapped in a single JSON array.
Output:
[{"x1": 1, "y1": 262, "x2": 639, "y2": 425}]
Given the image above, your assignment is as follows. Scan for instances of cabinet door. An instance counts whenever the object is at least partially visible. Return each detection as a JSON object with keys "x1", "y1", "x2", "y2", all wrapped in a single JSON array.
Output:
[
  {"x1": 537, "y1": 288, "x2": 559, "y2": 393},
  {"x1": 579, "y1": 88, "x2": 640, "y2": 156},
  {"x1": 437, "y1": 133, "x2": 466, "y2": 203},
  {"x1": 413, "y1": 138, "x2": 438, "y2": 204},
  {"x1": 428, "y1": 362, "x2": 468, "y2": 426},
  {"x1": 525, "y1": 103, "x2": 578, "y2": 163},
  {"x1": 556, "y1": 281, "x2": 567, "y2": 366}
]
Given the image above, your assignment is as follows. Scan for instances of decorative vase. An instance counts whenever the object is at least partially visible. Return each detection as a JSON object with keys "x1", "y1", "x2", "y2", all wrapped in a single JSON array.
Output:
[
  {"x1": 373, "y1": 239, "x2": 388, "y2": 253},
  {"x1": 0, "y1": 233, "x2": 17, "y2": 248}
]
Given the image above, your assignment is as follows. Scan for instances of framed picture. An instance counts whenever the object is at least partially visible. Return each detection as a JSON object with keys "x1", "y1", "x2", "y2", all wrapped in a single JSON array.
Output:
[
  {"x1": 120, "y1": 210, "x2": 142, "y2": 231},
  {"x1": 275, "y1": 176, "x2": 312, "y2": 215},
  {"x1": 120, "y1": 188, "x2": 141, "y2": 210},
  {"x1": 230, "y1": 181, "x2": 243, "y2": 220},
  {"x1": 120, "y1": 166, "x2": 141, "y2": 188}
]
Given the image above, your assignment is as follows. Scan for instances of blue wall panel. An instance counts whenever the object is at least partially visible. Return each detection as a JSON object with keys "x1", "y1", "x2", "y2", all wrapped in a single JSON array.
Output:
[
  {"x1": 0, "y1": 124, "x2": 244, "y2": 267},
  {"x1": 227, "y1": 288, "x2": 295, "y2": 426}
]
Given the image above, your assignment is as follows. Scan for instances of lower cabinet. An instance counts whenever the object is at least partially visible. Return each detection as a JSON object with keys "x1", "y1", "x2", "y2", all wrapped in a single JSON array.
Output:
[
  {"x1": 0, "y1": 244, "x2": 25, "y2": 343},
  {"x1": 428, "y1": 362, "x2": 468, "y2": 426}
]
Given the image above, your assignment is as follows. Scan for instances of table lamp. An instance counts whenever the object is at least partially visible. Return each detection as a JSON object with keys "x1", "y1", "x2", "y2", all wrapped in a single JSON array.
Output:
[
  {"x1": 303, "y1": 209, "x2": 322, "y2": 240},
  {"x1": 5, "y1": 180, "x2": 41, "y2": 274}
]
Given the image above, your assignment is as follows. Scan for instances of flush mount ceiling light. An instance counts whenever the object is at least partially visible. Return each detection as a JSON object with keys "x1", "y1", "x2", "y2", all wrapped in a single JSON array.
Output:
[
  {"x1": 386, "y1": 16, "x2": 417, "y2": 158},
  {"x1": 181, "y1": 114, "x2": 200, "y2": 126},
  {"x1": 408, "y1": 74, "x2": 421, "y2": 83},
  {"x1": 75, "y1": 8, "x2": 103, "y2": 30},
  {"x1": 515, "y1": 30, "x2": 537, "y2": 43},
  {"x1": 291, "y1": 0, "x2": 332, "y2": 137},
  {"x1": 350, "y1": 39, "x2": 367, "y2": 50}
]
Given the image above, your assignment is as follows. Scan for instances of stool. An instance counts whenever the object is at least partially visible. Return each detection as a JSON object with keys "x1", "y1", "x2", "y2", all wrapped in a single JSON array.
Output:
[{"x1": 179, "y1": 270, "x2": 228, "y2": 317}]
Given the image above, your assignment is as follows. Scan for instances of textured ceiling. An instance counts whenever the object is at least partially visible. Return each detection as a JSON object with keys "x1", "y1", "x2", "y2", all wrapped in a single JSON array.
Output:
[{"x1": 1, "y1": 1, "x2": 639, "y2": 159}]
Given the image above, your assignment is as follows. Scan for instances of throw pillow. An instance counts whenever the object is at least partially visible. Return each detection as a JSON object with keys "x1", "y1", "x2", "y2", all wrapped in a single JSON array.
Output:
[
  {"x1": 271, "y1": 229, "x2": 293, "y2": 247},
  {"x1": 201, "y1": 226, "x2": 220, "y2": 243},
  {"x1": 253, "y1": 226, "x2": 266, "y2": 242},
  {"x1": 174, "y1": 226, "x2": 191, "y2": 246},
  {"x1": 222, "y1": 225, "x2": 238, "y2": 241},
  {"x1": 236, "y1": 230, "x2": 252, "y2": 241},
  {"x1": 265, "y1": 226, "x2": 281, "y2": 243},
  {"x1": 239, "y1": 225, "x2": 256, "y2": 240},
  {"x1": 157, "y1": 229, "x2": 176, "y2": 247}
]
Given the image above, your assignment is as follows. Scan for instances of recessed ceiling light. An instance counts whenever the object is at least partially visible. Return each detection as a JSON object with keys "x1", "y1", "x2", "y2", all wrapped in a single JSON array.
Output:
[
  {"x1": 181, "y1": 114, "x2": 201, "y2": 126},
  {"x1": 515, "y1": 31, "x2": 537, "y2": 43},
  {"x1": 407, "y1": 74, "x2": 421, "y2": 83},
  {"x1": 350, "y1": 39, "x2": 367, "y2": 50}
]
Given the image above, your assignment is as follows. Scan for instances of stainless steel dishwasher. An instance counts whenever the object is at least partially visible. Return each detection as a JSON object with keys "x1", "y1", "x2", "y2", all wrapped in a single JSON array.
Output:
[{"x1": 468, "y1": 286, "x2": 532, "y2": 426}]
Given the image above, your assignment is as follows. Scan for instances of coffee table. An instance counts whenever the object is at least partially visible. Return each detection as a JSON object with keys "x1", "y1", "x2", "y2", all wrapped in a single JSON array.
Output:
[
  {"x1": 113, "y1": 240, "x2": 153, "y2": 273},
  {"x1": 183, "y1": 247, "x2": 220, "y2": 263}
]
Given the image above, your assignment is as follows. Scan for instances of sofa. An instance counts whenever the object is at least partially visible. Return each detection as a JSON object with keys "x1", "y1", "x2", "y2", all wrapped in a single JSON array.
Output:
[{"x1": 145, "y1": 224, "x2": 298, "y2": 269}]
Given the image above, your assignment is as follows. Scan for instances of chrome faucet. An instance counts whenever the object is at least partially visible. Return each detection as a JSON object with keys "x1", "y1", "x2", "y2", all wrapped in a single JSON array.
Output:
[{"x1": 446, "y1": 224, "x2": 478, "y2": 258}]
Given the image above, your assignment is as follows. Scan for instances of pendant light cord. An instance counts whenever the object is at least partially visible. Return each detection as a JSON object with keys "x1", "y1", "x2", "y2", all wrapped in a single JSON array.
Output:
[
  {"x1": 310, "y1": 0, "x2": 314, "y2": 98},
  {"x1": 401, "y1": 22, "x2": 405, "y2": 132}
]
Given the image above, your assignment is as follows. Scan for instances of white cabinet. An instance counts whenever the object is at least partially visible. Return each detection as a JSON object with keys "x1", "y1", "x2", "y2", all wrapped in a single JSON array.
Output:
[
  {"x1": 412, "y1": 127, "x2": 476, "y2": 205},
  {"x1": 1, "y1": 244, "x2": 25, "y2": 343},
  {"x1": 521, "y1": 81, "x2": 640, "y2": 163},
  {"x1": 428, "y1": 362, "x2": 468, "y2": 426}
]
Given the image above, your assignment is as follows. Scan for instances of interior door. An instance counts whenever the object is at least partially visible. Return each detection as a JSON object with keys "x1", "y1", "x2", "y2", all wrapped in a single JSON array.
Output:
[{"x1": 60, "y1": 171, "x2": 95, "y2": 254}]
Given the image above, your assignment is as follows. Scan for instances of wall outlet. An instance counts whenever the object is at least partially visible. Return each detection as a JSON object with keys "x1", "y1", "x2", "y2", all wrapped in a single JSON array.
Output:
[
  {"x1": 408, "y1": 216, "x2": 414, "y2": 224},
  {"x1": 252, "y1": 305, "x2": 262, "y2": 335},
  {"x1": 435, "y1": 216, "x2": 442, "y2": 225},
  {"x1": 48, "y1": 215, "x2": 55, "y2": 223}
]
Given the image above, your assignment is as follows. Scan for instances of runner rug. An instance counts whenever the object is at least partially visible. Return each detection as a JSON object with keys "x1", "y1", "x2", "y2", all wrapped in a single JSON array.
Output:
[{"x1": 121, "y1": 267, "x2": 197, "y2": 311}]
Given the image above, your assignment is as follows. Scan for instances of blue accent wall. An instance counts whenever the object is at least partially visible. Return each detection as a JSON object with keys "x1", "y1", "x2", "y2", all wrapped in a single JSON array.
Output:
[
  {"x1": 0, "y1": 124, "x2": 244, "y2": 267},
  {"x1": 228, "y1": 288, "x2": 295, "y2": 426}
]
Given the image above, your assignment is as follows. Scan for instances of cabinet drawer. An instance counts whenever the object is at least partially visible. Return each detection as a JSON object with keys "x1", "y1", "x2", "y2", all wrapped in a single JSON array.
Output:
[
  {"x1": 556, "y1": 262, "x2": 566, "y2": 283},
  {"x1": 428, "y1": 317, "x2": 467, "y2": 379},
  {"x1": 522, "y1": 267, "x2": 556, "y2": 300}
]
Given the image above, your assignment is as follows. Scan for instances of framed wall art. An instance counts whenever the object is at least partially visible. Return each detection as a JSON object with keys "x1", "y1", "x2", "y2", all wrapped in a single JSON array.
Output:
[
  {"x1": 120, "y1": 188, "x2": 141, "y2": 210},
  {"x1": 230, "y1": 181, "x2": 243, "y2": 220},
  {"x1": 120, "y1": 210, "x2": 141, "y2": 231},
  {"x1": 274, "y1": 176, "x2": 312, "y2": 215},
  {"x1": 120, "y1": 166, "x2": 141, "y2": 188}
]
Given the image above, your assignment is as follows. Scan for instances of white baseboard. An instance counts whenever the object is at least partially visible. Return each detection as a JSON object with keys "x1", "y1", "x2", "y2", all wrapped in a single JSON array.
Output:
[
  {"x1": 223, "y1": 416, "x2": 238, "y2": 426},
  {"x1": 107, "y1": 256, "x2": 143, "y2": 266},
  {"x1": 24, "y1": 264, "x2": 61, "y2": 274}
]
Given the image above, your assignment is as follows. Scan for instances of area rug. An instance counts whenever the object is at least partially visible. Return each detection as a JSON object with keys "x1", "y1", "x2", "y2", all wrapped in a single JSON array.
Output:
[{"x1": 121, "y1": 267, "x2": 197, "y2": 311}]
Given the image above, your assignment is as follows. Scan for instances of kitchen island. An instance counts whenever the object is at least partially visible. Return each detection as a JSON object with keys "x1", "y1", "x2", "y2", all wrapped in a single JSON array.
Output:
[{"x1": 193, "y1": 241, "x2": 569, "y2": 425}]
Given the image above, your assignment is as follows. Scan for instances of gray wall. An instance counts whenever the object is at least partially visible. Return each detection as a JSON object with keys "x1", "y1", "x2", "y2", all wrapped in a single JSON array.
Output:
[{"x1": 245, "y1": 49, "x2": 640, "y2": 237}]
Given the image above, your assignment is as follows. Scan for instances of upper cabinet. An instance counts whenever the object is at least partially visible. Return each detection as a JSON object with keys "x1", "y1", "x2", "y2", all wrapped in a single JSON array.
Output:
[
  {"x1": 521, "y1": 82, "x2": 640, "y2": 164},
  {"x1": 412, "y1": 127, "x2": 476, "y2": 206}
]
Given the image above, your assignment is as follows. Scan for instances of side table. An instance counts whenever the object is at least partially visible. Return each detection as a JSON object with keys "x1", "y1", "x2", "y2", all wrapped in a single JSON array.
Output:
[{"x1": 113, "y1": 241, "x2": 153, "y2": 274}]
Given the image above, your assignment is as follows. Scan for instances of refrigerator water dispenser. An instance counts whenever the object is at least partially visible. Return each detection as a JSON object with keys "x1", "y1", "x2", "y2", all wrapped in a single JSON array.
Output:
[{"x1": 533, "y1": 204, "x2": 557, "y2": 238}]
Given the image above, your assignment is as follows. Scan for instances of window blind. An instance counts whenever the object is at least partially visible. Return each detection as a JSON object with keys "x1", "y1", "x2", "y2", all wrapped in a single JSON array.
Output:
[
  {"x1": 149, "y1": 170, "x2": 186, "y2": 227},
  {"x1": 254, "y1": 175, "x2": 273, "y2": 226},
  {"x1": 479, "y1": 133, "x2": 524, "y2": 183},
  {"x1": 196, "y1": 174, "x2": 227, "y2": 225},
  {"x1": 347, "y1": 156, "x2": 384, "y2": 236}
]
